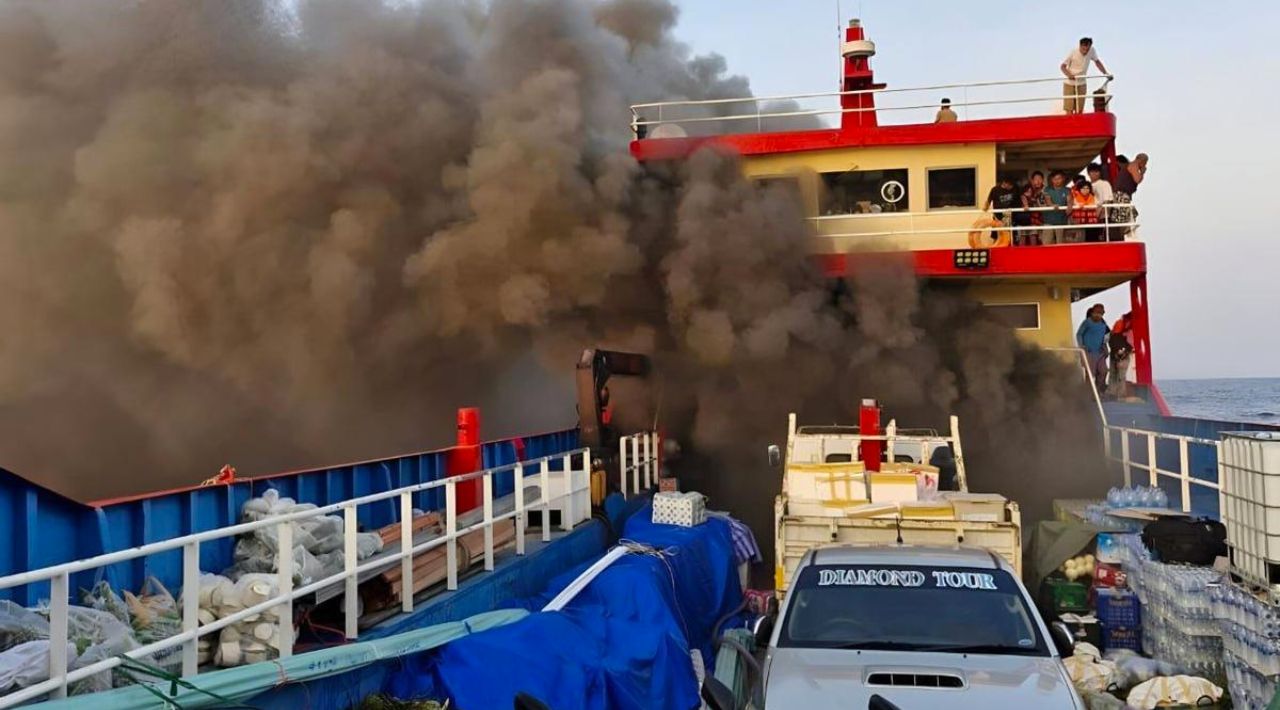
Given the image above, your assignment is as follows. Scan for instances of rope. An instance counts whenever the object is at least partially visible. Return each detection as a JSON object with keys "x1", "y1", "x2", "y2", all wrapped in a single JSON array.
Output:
[
  {"x1": 112, "y1": 654, "x2": 264, "y2": 709},
  {"x1": 616, "y1": 540, "x2": 692, "y2": 644}
]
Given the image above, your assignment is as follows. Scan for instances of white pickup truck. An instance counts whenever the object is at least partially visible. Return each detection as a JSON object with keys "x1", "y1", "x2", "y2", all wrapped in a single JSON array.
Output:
[{"x1": 770, "y1": 402, "x2": 1023, "y2": 596}]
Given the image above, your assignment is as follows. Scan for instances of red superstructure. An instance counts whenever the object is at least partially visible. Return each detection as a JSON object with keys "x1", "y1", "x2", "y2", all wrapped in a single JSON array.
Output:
[{"x1": 629, "y1": 19, "x2": 1159, "y2": 403}]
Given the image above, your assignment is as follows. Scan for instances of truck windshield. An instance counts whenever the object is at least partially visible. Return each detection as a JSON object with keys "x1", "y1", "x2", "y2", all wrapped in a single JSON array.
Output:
[{"x1": 779, "y1": 564, "x2": 1048, "y2": 656}]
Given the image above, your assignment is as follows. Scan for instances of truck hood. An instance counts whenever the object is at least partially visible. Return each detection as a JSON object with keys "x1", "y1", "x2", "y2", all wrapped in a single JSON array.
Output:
[{"x1": 763, "y1": 648, "x2": 1081, "y2": 710}]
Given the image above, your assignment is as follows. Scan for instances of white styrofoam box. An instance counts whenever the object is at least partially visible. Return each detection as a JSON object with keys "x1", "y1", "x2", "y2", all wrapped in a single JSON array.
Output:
[
  {"x1": 880, "y1": 462, "x2": 940, "y2": 500},
  {"x1": 784, "y1": 462, "x2": 866, "y2": 503},
  {"x1": 867, "y1": 472, "x2": 918, "y2": 505},
  {"x1": 943, "y1": 492, "x2": 1008, "y2": 522},
  {"x1": 1220, "y1": 432, "x2": 1280, "y2": 585},
  {"x1": 653, "y1": 491, "x2": 707, "y2": 527},
  {"x1": 787, "y1": 497, "x2": 873, "y2": 518}
]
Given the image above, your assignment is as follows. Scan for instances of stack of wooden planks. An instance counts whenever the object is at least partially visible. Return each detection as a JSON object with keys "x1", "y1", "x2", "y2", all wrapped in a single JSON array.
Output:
[
  {"x1": 360, "y1": 514, "x2": 517, "y2": 614},
  {"x1": 376, "y1": 511, "x2": 441, "y2": 546}
]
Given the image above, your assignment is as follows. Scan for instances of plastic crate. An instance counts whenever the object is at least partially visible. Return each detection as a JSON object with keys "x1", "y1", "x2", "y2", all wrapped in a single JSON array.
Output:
[
  {"x1": 1096, "y1": 588, "x2": 1141, "y2": 628},
  {"x1": 1043, "y1": 578, "x2": 1090, "y2": 614},
  {"x1": 1102, "y1": 626, "x2": 1142, "y2": 652}
]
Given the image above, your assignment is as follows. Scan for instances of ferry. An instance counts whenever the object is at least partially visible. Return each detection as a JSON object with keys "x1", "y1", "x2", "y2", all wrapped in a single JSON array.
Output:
[{"x1": 2, "y1": 18, "x2": 1279, "y2": 710}]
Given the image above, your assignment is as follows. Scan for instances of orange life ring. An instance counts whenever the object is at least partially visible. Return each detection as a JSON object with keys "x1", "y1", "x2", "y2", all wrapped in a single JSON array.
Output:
[{"x1": 968, "y1": 217, "x2": 1011, "y2": 248}]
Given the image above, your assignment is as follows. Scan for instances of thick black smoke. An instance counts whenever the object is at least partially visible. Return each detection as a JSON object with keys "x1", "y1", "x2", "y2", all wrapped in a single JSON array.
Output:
[{"x1": 0, "y1": 0, "x2": 1103, "y2": 539}]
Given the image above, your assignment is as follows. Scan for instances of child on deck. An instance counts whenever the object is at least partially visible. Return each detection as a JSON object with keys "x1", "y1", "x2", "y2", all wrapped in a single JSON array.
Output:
[{"x1": 1069, "y1": 179, "x2": 1100, "y2": 243}]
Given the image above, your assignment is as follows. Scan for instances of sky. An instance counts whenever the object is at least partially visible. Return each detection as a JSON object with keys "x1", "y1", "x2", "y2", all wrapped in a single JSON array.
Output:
[{"x1": 670, "y1": 0, "x2": 1279, "y2": 380}]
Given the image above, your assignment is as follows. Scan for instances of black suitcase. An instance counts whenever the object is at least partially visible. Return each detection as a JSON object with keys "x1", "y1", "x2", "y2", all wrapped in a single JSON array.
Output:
[{"x1": 1141, "y1": 517, "x2": 1226, "y2": 566}]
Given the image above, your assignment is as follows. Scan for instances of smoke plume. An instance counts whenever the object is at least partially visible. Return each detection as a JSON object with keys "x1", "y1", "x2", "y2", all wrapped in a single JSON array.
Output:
[{"x1": 0, "y1": 0, "x2": 1103, "y2": 539}]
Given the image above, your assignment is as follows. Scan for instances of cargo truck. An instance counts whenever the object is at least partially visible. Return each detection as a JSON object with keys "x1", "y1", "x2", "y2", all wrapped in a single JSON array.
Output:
[{"x1": 770, "y1": 400, "x2": 1023, "y2": 596}]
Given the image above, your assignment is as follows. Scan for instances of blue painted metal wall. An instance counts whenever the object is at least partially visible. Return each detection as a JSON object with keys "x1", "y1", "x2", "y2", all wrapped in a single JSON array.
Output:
[{"x1": 0, "y1": 429, "x2": 579, "y2": 605}]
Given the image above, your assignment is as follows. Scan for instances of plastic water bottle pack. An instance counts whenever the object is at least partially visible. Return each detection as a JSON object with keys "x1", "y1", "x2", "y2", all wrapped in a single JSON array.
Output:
[
  {"x1": 1105, "y1": 485, "x2": 1170, "y2": 510},
  {"x1": 1123, "y1": 538, "x2": 1226, "y2": 683},
  {"x1": 1210, "y1": 577, "x2": 1280, "y2": 687},
  {"x1": 1225, "y1": 649, "x2": 1279, "y2": 710}
]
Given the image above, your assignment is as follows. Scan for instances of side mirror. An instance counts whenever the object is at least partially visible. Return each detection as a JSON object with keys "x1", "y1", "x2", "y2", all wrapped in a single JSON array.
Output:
[
  {"x1": 700, "y1": 677, "x2": 736, "y2": 710},
  {"x1": 869, "y1": 695, "x2": 903, "y2": 710},
  {"x1": 1050, "y1": 620, "x2": 1076, "y2": 657},
  {"x1": 767, "y1": 444, "x2": 781, "y2": 468},
  {"x1": 752, "y1": 612, "x2": 776, "y2": 648},
  {"x1": 514, "y1": 692, "x2": 552, "y2": 710}
]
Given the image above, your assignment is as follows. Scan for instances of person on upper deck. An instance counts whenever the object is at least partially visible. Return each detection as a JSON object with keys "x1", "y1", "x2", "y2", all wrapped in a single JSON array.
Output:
[
  {"x1": 1061, "y1": 37, "x2": 1111, "y2": 115},
  {"x1": 935, "y1": 98, "x2": 958, "y2": 123},
  {"x1": 1069, "y1": 177, "x2": 1100, "y2": 242},
  {"x1": 1077, "y1": 304, "x2": 1110, "y2": 392},
  {"x1": 1016, "y1": 172, "x2": 1048, "y2": 246},
  {"x1": 1042, "y1": 170, "x2": 1071, "y2": 243},
  {"x1": 1111, "y1": 153, "x2": 1147, "y2": 237},
  {"x1": 1113, "y1": 153, "x2": 1147, "y2": 196},
  {"x1": 1087, "y1": 162, "x2": 1116, "y2": 241},
  {"x1": 985, "y1": 175, "x2": 1018, "y2": 224}
]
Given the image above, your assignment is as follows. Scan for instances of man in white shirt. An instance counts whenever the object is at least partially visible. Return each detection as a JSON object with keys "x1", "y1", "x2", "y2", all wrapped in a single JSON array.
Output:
[{"x1": 1061, "y1": 37, "x2": 1110, "y2": 114}]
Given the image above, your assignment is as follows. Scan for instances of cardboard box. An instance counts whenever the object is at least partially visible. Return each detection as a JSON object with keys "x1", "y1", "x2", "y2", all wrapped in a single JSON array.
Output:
[
  {"x1": 943, "y1": 492, "x2": 1007, "y2": 522},
  {"x1": 658, "y1": 477, "x2": 679, "y2": 493}
]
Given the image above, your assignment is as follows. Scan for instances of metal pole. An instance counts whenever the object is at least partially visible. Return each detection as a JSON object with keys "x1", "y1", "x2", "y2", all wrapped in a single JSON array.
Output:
[
  {"x1": 343, "y1": 505, "x2": 358, "y2": 638},
  {"x1": 181, "y1": 541, "x2": 200, "y2": 676},
  {"x1": 1147, "y1": 433, "x2": 1158, "y2": 487},
  {"x1": 642, "y1": 433, "x2": 651, "y2": 490},
  {"x1": 48, "y1": 573, "x2": 69, "y2": 699},
  {"x1": 1179, "y1": 438, "x2": 1192, "y2": 513},
  {"x1": 1121, "y1": 430, "x2": 1132, "y2": 486},
  {"x1": 276, "y1": 520, "x2": 294, "y2": 658},
  {"x1": 950, "y1": 415, "x2": 968, "y2": 492},
  {"x1": 540, "y1": 462, "x2": 551, "y2": 543},
  {"x1": 561, "y1": 454, "x2": 574, "y2": 532},
  {"x1": 514, "y1": 463, "x2": 526, "y2": 556},
  {"x1": 445, "y1": 479, "x2": 458, "y2": 590},
  {"x1": 482, "y1": 471, "x2": 495, "y2": 571},
  {"x1": 620, "y1": 437, "x2": 629, "y2": 499},
  {"x1": 631, "y1": 436, "x2": 641, "y2": 496},
  {"x1": 399, "y1": 491, "x2": 414, "y2": 613},
  {"x1": 581, "y1": 449, "x2": 592, "y2": 526}
]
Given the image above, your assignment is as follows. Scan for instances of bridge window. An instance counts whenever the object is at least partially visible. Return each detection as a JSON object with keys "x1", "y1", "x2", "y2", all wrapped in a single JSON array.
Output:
[
  {"x1": 819, "y1": 169, "x2": 909, "y2": 215},
  {"x1": 982, "y1": 303, "x2": 1040, "y2": 330},
  {"x1": 927, "y1": 167, "x2": 977, "y2": 209}
]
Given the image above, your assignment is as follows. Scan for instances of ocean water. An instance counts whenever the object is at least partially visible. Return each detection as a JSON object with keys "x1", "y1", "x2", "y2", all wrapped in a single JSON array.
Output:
[{"x1": 1158, "y1": 378, "x2": 1280, "y2": 424}]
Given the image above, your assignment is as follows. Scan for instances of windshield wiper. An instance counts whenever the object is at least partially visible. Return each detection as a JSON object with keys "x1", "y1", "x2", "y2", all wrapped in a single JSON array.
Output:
[
  {"x1": 831, "y1": 641, "x2": 928, "y2": 651},
  {"x1": 913, "y1": 643, "x2": 1041, "y2": 655}
]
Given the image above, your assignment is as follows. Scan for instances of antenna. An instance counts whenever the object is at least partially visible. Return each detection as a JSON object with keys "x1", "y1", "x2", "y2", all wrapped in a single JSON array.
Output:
[{"x1": 835, "y1": 0, "x2": 842, "y2": 89}]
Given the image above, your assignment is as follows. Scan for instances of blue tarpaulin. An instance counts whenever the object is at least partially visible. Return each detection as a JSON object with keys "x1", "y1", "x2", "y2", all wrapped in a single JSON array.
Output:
[{"x1": 387, "y1": 504, "x2": 742, "y2": 710}]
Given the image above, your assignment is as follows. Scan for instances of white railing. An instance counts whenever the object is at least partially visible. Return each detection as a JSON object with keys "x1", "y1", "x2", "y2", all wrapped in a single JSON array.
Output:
[
  {"x1": 812, "y1": 203, "x2": 1139, "y2": 243},
  {"x1": 1104, "y1": 426, "x2": 1221, "y2": 515},
  {"x1": 0, "y1": 449, "x2": 592, "y2": 707},
  {"x1": 1045, "y1": 347, "x2": 1109, "y2": 430},
  {"x1": 631, "y1": 74, "x2": 1113, "y2": 133},
  {"x1": 618, "y1": 432, "x2": 659, "y2": 497}
]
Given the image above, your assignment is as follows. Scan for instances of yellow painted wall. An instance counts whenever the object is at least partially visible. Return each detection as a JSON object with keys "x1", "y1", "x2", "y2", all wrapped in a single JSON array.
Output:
[
  {"x1": 742, "y1": 142, "x2": 998, "y2": 253},
  {"x1": 965, "y1": 281, "x2": 1077, "y2": 349}
]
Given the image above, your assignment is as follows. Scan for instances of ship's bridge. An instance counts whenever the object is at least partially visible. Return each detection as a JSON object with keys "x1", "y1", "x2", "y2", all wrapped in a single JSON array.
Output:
[{"x1": 629, "y1": 19, "x2": 1155, "y2": 392}]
